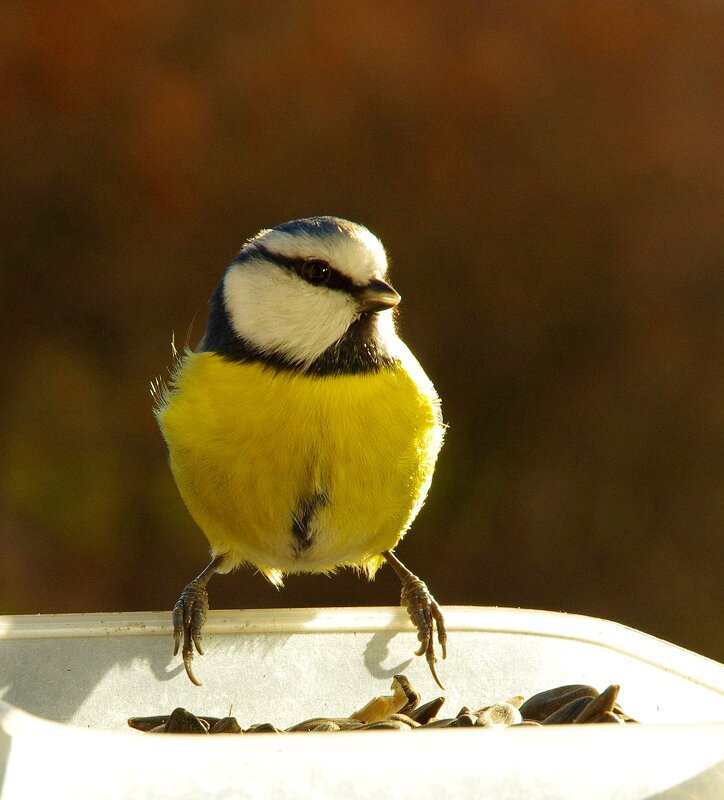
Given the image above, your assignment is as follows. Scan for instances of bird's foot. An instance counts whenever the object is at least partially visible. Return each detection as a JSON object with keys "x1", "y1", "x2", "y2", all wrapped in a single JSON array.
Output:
[
  {"x1": 172, "y1": 555, "x2": 224, "y2": 686},
  {"x1": 172, "y1": 579, "x2": 210, "y2": 686},
  {"x1": 399, "y1": 573, "x2": 448, "y2": 690}
]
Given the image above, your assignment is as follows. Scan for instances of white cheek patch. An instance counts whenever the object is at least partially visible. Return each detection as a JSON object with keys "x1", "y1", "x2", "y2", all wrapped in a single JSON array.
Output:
[
  {"x1": 258, "y1": 225, "x2": 388, "y2": 285},
  {"x1": 374, "y1": 308, "x2": 400, "y2": 352},
  {"x1": 223, "y1": 262, "x2": 358, "y2": 367}
]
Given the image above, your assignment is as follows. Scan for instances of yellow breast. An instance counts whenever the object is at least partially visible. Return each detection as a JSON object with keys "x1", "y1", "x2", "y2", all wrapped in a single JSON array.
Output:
[{"x1": 156, "y1": 350, "x2": 443, "y2": 584}]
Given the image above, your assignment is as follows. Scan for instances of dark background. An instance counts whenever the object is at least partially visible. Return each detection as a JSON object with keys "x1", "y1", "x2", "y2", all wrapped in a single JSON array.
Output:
[{"x1": 1, "y1": 2, "x2": 722, "y2": 661}]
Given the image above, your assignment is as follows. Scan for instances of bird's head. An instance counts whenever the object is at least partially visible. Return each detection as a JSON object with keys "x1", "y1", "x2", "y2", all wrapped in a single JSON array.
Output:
[{"x1": 206, "y1": 217, "x2": 401, "y2": 372}]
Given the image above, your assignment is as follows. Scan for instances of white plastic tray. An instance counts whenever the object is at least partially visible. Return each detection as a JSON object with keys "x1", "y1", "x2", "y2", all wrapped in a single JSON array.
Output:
[{"x1": 1, "y1": 606, "x2": 723, "y2": 799}]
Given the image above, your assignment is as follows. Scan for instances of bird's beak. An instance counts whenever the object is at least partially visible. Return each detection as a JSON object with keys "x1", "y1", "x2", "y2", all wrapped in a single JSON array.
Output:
[{"x1": 356, "y1": 279, "x2": 401, "y2": 313}]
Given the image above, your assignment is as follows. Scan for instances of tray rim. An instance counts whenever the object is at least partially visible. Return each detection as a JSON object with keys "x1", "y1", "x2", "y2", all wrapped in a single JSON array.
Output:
[{"x1": 0, "y1": 605, "x2": 722, "y2": 694}]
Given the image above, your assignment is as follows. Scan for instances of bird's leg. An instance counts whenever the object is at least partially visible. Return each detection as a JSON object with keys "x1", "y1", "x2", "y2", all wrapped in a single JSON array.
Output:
[
  {"x1": 172, "y1": 554, "x2": 225, "y2": 686},
  {"x1": 383, "y1": 550, "x2": 447, "y2": 690}
]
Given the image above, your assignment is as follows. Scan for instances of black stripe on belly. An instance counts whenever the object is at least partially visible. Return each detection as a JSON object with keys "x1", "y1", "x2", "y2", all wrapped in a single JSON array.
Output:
[{"x1": 291, "y1": 489, "x2": 329, "y2": 554}]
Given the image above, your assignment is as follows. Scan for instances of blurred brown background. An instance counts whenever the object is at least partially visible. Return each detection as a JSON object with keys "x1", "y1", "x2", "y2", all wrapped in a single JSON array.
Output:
[{"x1": 1, "y1": 2, "x2": 722, "y2": 661}]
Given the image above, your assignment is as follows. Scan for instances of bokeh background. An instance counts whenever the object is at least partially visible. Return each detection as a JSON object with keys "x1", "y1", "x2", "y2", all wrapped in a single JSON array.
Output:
[{"x1": 1, "y1": 2, "x2": 722, "y2": 661}]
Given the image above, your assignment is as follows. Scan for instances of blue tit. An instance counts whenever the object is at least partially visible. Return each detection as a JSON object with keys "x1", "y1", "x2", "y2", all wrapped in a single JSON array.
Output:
[{"x1": 154, "y1": 216, "x2": 447, "y2": 687}]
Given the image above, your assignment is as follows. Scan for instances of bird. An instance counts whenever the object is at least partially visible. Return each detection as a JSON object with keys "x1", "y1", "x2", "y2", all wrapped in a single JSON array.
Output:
[{"x1": 153, "y1": 216, "x2": 447, "y2": 687}]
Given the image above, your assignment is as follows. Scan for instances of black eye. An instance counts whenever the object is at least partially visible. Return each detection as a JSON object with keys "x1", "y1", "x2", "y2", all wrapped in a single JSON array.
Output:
[{"x1": 300, "y1": 259, "x2": 331, "y2": 285}]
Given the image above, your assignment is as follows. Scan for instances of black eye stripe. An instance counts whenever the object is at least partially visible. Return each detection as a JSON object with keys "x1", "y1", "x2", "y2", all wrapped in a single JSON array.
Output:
[{"x1": 245, "y1": 244, "x2": 361, "y2": 295}]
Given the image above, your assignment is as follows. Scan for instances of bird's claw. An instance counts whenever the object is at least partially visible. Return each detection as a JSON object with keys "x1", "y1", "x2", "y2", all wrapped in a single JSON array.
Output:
[
  {"x1": 172, "y1": 579, "x2": 209, "y2": 686},
  {"x1": 399, "y1": 574, "x2": 448, "y2": 690}
]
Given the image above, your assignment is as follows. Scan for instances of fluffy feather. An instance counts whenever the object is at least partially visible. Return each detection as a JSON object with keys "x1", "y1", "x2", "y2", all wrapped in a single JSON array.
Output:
[
  {"x1": 157, "y1": 344, "x2": 442, "y2": 585},
  {"x1": 223, "y1": 259, "x2": 370, "y2": 368},
  {"x1": 249, "y1": 217, "x2": 388, "y2": 284},
  {"x1": 155, "y1": 216, "x2": 444, "y2": 587}
]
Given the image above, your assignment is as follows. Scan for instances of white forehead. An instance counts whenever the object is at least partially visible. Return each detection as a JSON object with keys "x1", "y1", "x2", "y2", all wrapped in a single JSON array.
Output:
[{"x1": 250, "y1": 217, "x2": 388, "y2": 284}]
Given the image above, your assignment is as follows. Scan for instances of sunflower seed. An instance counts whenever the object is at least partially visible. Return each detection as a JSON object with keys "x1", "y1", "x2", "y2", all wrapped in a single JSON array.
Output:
[
  {"x1": 519, "y1": 685, "x2": 600, "y2": 722},
  {"x1": 541, "y1": 696, "x2": 595, "y2": 725},
  {"x1": 475, "y1": 702, "x2": 523, "y2": 727}
]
